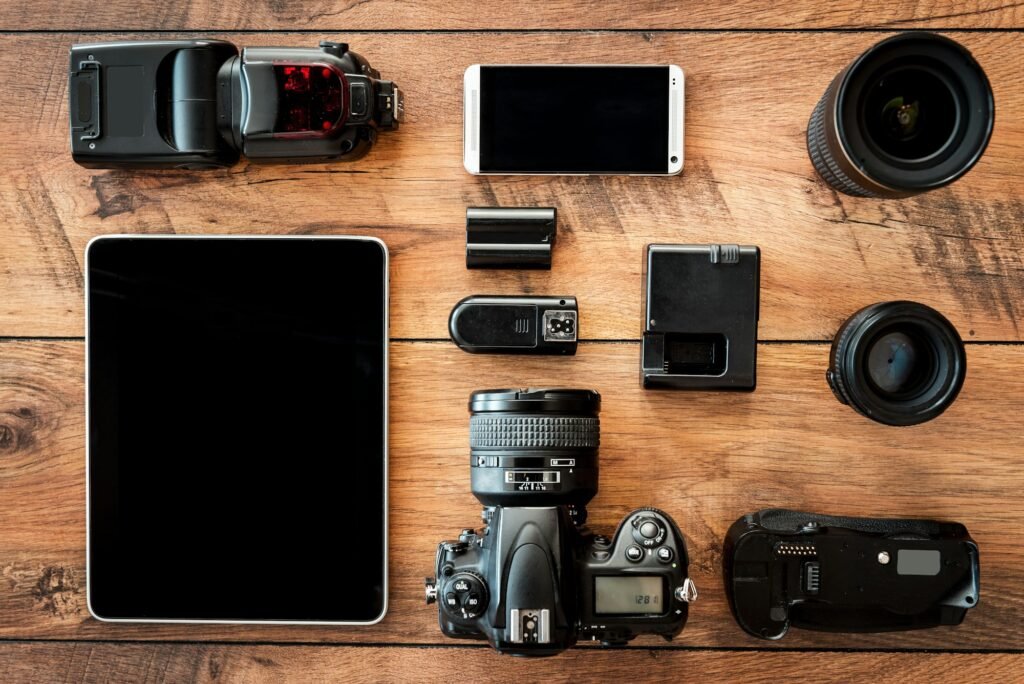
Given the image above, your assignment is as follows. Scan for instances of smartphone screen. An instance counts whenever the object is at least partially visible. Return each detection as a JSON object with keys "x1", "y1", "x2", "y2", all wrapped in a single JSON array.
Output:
[{"x1": 468, "y1": 65, "x2": 682, "y2": 175}]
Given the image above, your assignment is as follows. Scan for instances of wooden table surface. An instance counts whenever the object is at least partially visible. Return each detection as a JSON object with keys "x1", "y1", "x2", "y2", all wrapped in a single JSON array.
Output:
[{"x1": 1, "y1": 2, "x2": 1023, "y2": 682}]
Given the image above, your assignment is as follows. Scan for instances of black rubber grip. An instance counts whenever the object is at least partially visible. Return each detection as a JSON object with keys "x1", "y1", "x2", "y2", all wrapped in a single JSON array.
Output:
[
  {"x1": 806, "y1": 91, "x2": 878, "y2": 198},
  {"x1": 469, "y1": 415, "x2": 599, "y2": 449},
  {"x1": 756, "y1": 508, "x2": 963, "y2": 539}
]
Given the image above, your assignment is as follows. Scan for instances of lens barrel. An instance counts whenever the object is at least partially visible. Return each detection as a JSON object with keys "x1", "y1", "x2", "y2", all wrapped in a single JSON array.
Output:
[
  {"x1": 469, "y1": 388, "x2": 600, "y2": 507},
  {"x1": 827, "y1": 302, "x2": 966, "y2": 426},
  {"x1": 807, "y1": 32, "x2": 994, "y2": 198}
]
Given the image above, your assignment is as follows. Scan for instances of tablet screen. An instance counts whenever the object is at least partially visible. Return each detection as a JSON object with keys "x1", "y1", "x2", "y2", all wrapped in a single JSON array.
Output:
[{"x1": 86, "y1": 236, "x2": 388, "y2": 623}]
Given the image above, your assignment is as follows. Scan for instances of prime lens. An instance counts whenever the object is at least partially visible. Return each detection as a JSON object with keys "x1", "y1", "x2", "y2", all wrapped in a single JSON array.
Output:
[
  {"x1": 807, "y1": 32, "x2": 994, "y2": 198},
  {"x1": 827, "y1": 302, "x2": 966, "y2": 426},
  {"x1": 469, "y1": 388, "x2": 600, "y2": 507}
]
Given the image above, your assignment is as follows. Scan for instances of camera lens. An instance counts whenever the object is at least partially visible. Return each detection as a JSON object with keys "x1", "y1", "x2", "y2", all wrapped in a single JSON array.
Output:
[
  {"x1": 807, "y1": 32, "x2": 994, "y2": 198},
  {"x1": 827, "y1": 302, "x2": 966, "y2": 426},
  {"x1": 469, "y1": 388, "x2": 600, "y2": 507},
  {"x1": 866, "y1": 68, "x2": 957, "y2": 161}
]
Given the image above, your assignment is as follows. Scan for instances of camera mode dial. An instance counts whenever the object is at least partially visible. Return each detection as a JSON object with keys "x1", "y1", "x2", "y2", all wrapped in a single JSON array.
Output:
[
  {"x1": 442, "y1": 571, "x2": 489, "y2": 621},
  {"x1": 631, "y1": 515, "x2": 667, "y2": 548}
]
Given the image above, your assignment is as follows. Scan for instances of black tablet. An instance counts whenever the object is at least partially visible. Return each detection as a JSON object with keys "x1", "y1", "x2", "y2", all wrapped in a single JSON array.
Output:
[{"x1": 86, "y1": 236, "x2": 388, "y2": 624}]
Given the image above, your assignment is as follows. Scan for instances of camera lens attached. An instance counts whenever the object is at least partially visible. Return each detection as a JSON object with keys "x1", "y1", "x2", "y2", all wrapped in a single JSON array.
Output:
[
  {"x1": 469, "y1": 388, "x2": 600, "y2": 508},
  {"x1": 430, "y1": 388, "x2": 694, "y2": 656},
  {"x1": 807, "y1": 32, "x2": 994, "y2": 198},
  {"x1": 827, "y1": 301, "x2": 966, "y2": 426}
]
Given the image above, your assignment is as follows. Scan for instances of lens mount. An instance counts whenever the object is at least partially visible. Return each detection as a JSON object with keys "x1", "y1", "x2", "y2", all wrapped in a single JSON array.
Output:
[
  {"x1": 469, "y1": 388, "x2": 600, "y2": 507},
  {"x1": 807, "y1": 32, "x2": 994, "y2": 198},
  {"x1": 827, "y1": 302, "x2": 966, "y2": 426}
]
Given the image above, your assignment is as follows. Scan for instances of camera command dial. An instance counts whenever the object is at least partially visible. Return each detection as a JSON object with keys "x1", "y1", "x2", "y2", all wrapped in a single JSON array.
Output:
[{"x1": 441, "y1": 571, "x2": 489, "y2": 620}]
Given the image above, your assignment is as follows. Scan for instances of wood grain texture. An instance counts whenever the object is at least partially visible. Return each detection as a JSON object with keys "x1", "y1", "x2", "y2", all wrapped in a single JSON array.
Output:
[
  {"x1": 1, "y1": 642, "x2": 1023, "y2": 684},
  {"x1": 1, "y1": 32, "x2": 1023, "y2": 340},
  {"x1": 1, "y1": 340, "x2": 1022, "y2": 650},
  {"x1": 3, "y1": 1, "x2": 1024, "y2": 30}
]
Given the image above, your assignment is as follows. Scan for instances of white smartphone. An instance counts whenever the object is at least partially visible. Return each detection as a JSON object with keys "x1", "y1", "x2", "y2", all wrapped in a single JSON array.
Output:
[{"x1": 464, "y1": 64, "x2": 684, "y2": 175}]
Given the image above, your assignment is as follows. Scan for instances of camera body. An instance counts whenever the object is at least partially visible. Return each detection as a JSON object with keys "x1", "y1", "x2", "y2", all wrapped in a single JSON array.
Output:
[
  {"x1": 724, "y1": 509, "x2": 979, "y2": 639},
  {"x1": 430, "y1": 506, "x2": 692, "y2": 655},
  {"x1": 69, "y1": 39, "x2": 402, "y2": 169},
  {"x1": 425, "y1": 388, "x2": 695, "y2": 656}
]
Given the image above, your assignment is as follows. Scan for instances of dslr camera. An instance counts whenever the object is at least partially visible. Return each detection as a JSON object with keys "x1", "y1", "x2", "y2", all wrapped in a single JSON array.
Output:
[
  {"x1": 68, "y1": 39, "x2": 402, "y2": 168},
  {"x1": 425, "y1": 388, "x2": 697, "y2": 656}
]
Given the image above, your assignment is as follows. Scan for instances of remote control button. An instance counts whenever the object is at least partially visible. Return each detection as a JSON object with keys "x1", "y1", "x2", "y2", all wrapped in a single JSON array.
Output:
[
  {"x1": 626, "y1": 545, "x2": 644, "y2": 562},
  {"x1": 657, "y1": 546, "x2": 674, "y2": 563},
  {"x1": 640, "y1": 521, "x2": 660, "y2": 539}
]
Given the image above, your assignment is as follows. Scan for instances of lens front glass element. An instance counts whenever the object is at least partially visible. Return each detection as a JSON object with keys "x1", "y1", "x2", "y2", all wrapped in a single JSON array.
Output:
[
  {"x1": 863, "y1": 329, "x2": 935, "y2": 399},
  {"x1": 864, "y1": 66, "x2": 959, "y2": 162}
]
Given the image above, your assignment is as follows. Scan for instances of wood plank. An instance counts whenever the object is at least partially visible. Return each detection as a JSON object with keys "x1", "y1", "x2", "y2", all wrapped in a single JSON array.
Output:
[
  {"x1": 1, "y1": 32, "x2": 1023, "y2": 341},
  {"x1": 1, "y1": 340, "x2": 1022, "y2": 649},
  {"x1": 1, "y1": 642, "x2": 1022, "y2": 683},
  {"x1": 2, "y1": 1, "x2": 1024, "y2": 30}
]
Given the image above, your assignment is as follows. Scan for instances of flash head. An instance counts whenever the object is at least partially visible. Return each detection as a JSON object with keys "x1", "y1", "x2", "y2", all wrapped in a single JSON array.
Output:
[{"x1": 69, "y1": 39, "x2": 402, "y2": 169}]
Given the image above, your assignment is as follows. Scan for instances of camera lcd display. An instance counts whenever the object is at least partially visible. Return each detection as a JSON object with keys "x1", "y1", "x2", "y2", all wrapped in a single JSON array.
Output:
[
  {"x1": 478, "y1": 66, "x2": 671, "y2": 174},
  {"x1": 86, "y1": 236, "x2": 388, "y2": 623},
  {"x1": 594, "y1": 576, "x2": 667, "y2": 615}
]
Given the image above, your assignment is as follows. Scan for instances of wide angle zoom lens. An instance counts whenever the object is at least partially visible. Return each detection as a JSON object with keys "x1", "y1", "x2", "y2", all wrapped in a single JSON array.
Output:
[
  {"x1": 827, "y1": 302, "x2": 966, "y2": 426},
  {"x1": 469, "y1": 388, "x2": 600, "y2": 507},
  {"x1": 806, "y1": 32, "x2": 994, "y2": 198}
]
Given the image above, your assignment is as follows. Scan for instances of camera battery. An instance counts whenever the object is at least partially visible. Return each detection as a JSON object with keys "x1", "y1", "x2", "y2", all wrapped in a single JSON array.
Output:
[
  {"x1": 466, "y1": 207, "x2": 556, "y2": 269},
  {"x1": 641, "y1": 244, "x2": 760, "y2": 390}
]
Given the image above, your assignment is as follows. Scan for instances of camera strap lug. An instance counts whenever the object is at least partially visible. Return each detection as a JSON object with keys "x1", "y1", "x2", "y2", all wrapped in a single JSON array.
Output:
[{"x1": 675, "y1": 577, "x2": 699, "y2": 603}]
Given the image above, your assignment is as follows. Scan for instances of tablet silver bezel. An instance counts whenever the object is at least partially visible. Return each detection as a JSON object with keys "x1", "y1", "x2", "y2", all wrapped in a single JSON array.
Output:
[{"x1": 84, "y1": 233, "x2": 390, "y2": 625}]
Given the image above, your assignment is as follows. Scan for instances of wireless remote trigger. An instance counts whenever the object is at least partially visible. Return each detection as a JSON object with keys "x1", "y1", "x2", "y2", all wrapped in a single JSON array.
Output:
[{"x1": 449, "y1": 295, "x2": 578, "y2": 355}]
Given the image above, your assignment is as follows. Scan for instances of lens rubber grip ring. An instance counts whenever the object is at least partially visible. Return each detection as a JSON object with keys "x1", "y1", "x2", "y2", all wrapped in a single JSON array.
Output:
[
  {"x1": 829, "y1": 304, "x2": 873, "y2": 413},
  {"x1": 469, "y1": 415, "x2": 599, "y2": 449},
  {"x1": 807, "y1": 90, "x2": 880, "y2": 198}
]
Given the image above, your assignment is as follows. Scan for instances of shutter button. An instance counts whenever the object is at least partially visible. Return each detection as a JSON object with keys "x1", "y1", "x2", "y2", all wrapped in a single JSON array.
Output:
[{"x1": 640, "y1": 521, "x2": 660, "y2": 539}]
